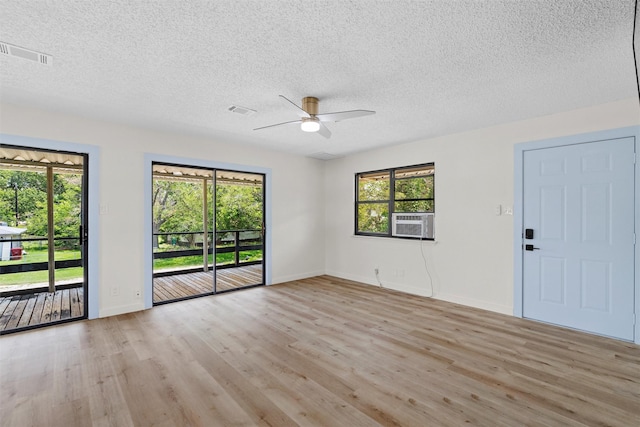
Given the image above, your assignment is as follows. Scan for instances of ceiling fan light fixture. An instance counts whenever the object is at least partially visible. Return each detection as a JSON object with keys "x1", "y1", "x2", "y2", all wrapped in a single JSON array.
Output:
[{"x1": 300, "y1": 117, "x2": 320, "y2": 132}]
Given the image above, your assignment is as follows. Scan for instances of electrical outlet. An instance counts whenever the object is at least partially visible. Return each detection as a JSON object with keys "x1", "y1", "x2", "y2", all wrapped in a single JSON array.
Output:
[{"x1": 110, "y1": 286, "x2": 119, "y2": 297}]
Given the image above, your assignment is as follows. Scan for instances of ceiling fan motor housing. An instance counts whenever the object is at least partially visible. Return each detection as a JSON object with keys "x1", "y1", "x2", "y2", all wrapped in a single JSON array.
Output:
[{"x1": 302, "y1": 97, "x2": 319, "y2": 115}]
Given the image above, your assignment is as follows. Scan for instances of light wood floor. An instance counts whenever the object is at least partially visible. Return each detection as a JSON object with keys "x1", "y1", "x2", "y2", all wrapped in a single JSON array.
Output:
[
  {"x1": 153, "y1": 264, "x2": 263, "y2": 303},
  {"x1": 1, "y1": 276, "x2": 638, "y2": 426}
]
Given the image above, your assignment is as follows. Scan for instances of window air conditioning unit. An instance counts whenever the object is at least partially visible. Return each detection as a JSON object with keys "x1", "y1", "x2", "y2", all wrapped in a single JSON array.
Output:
[{"x1": 391, "y1": 213, "x2": 434, "y2": 238}]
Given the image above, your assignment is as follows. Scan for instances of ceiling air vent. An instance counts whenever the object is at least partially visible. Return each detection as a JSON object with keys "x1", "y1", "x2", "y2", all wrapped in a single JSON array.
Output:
[
  {"x1": 308, "y1": 152, "x2": 342, "y2": 161},
  {"x1": 227, "y1": 105, "x2": 256, "y2": 117},
  {"x1": 0, "y1": 42, "x2": 53, "y2": 66}
]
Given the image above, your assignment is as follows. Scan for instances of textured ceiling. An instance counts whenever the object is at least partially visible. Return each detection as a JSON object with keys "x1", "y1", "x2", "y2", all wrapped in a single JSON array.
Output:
[{"x1": 0, "y1": 1, "x2": 638, "y2": 158}]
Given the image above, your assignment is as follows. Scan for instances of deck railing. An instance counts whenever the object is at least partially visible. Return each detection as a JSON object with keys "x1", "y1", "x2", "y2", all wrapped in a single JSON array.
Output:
[{"x1": 152, "y1": 229, "x2": 263, "y2": 276}]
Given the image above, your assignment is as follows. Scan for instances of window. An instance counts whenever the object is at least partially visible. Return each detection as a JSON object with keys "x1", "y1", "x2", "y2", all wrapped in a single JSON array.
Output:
[{"x1": 355, "y1": 163, "x2": 434, "y2": 237}]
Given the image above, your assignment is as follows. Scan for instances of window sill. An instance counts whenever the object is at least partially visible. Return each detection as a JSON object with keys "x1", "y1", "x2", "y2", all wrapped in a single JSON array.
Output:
[{"x1": 352, "y1": 234, "x2": 436, "y2": 242}]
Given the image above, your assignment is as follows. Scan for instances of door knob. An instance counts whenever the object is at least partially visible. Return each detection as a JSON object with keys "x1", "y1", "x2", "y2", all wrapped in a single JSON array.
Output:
[{"x1": 525, "y1": 244, "x2": 540, "y2": 251}]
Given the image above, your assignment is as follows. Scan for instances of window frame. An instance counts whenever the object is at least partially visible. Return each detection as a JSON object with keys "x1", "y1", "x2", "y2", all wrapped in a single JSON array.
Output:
[{"x1": 354, "y1": 162, "x2": 434, "y2": 238}]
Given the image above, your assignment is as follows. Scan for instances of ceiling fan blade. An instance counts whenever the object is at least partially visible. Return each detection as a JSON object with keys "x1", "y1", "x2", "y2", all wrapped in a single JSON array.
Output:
[
  {"x1": 317, "y1": 122, "x2": 331, "y2": 139},
  {"x1": 279, "y1": 95, "x2": 310, "y2": 118},
  {"x1": 254, "y1": 119, "x2": 302, "y2": 131},
  {"x1": 316, "y1": 109, "x2": 375, "y2": 122}
]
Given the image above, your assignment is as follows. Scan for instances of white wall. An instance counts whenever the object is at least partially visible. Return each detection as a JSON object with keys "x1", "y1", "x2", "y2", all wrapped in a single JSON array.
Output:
[
  {"x1": 0, "y1": 102, "x2": 326, "y2": 317},
  {"x1": 324, "y1": 98, "x2": 640, "y2": 314}
]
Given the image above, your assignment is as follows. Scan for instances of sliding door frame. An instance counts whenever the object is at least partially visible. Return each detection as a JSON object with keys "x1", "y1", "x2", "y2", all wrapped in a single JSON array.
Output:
[{"x1": 144, "y1": 153, "x2": 271, "y2": 310}]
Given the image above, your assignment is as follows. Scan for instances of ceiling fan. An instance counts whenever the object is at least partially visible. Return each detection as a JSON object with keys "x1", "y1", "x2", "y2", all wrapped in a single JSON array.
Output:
[{"x1": 254, "y1": 95, "x2": 375, "y2": 138}]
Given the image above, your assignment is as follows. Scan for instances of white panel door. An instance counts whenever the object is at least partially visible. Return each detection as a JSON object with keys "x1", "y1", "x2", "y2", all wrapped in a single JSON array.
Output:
[{"x1": 522, "y1": 138, "x2": 635, "y2": 340}]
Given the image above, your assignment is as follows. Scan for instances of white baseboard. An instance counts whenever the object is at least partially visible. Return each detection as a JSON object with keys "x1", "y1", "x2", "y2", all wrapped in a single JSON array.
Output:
[
  {"x1": 434, "y1": 292, "x2": 512, "y2": 315},
  {"x1": 99, "y1": 302, "x2": 145, "y2": 318},
  {"x1": 272, "y1": 270, "x2": 326, "y2": 285},
  {"x1": 325, "y1": 270, "x2": 512, "y2": 315},
  {"x1": 324, "y1": 270, "x2": 377, "y2": 286}
]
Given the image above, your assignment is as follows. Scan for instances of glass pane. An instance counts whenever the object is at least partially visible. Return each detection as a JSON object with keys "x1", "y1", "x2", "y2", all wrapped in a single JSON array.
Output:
[
  {"x1": 0, "y1": 168, "x2": 50, "y2": 292},
  {"x1": 394, "y1": 175, "x2": 434, "y2": 200},
  {"x1": 152, "y1": 178, "x2": 205, "y2": 274},
  {"x1": 394, "y1": 200, "x2": 434, "y2": 213},
  {"x1": 358, "y1": 171, "x2": 390, "y2": 201},
  {"x1": 357, "y1": 203, "x2": 389, "y2": 233},
  {"x1": 54, "y1": 171, "x2": 84, "y2": 289},
  {"x1": 216, "y1": 170, "x2": 264, "y2": 290},
  {"x1": 238, "y1": 250, "x2": 262, "y2": 264},
  {"x1": 152, "y1": 164, "x2": 210, "y2": 303},
  {"x1": 215, "y1": 231, "x2": 236, "y2": 266},
  {"x1": 0, "y1": 239, "x2": 49, "y2": 291},
  {"x1": 215, "y1": 173, "x2": 263, "y2": 232}
]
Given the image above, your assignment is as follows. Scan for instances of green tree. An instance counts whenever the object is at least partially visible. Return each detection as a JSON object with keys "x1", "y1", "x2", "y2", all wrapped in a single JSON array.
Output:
[
  {"x1": 357, "y1": 175, "x2": 390, "y2": 233},
  {"x1": 161, "y1": 182, "x2": 204, "y2": 247},
  {"x1": 0, "y1": 170, "x2": 49, "y2": 227},
  {"x1": 0, "y1": 170, "x2": 81, "y2": 241},
  {"x1": 394, "y1": 175, "x2": 434, "y2": 212},
  {"x1": 152, "y1": 177, "x2": 264, "y2": 247},
  {"x1": 24, "y1": 173, "x2": 83, "y2": 248},
  {"x1": 153, "y1": 179, "x2": 207, "y2": 247},
  {"x1": 215, "y1": 183, "x2": 263, "y2": 231}
]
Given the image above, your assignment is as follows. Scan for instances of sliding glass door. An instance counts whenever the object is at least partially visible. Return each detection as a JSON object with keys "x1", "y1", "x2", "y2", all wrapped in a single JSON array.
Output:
[
  {"x1": 152, "y1": 163, "x2": 265, "y2": 304},
  {"x1": 0, "y1": 145, "x2": 88, "y2": 333},
  {"x1": 214, "y1": 170, "x2": 264, "y2": 291}
]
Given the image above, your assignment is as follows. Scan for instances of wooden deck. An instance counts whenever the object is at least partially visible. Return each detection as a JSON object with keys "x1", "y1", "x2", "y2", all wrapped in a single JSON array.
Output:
[
  {"x1": 153, "y1": 264, "x2": 263, "y2": 303},
  {"x1": 0, "y1": 287, "x2": 84, "y2": 332}
]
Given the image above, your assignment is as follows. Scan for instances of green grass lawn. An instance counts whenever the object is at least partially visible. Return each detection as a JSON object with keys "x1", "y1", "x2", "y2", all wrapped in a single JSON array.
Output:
[
  {"x1": 0, "y1": 267, "x2": 84, "y2": 287},
  {"x1": 153, "y1": 250, "x2": 262, "y2": 271},
  {"x1": 0, "y1": 248, "x2": 80, "y2": 266}
]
